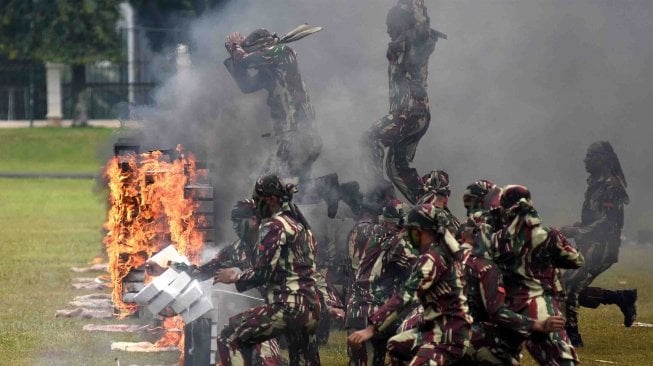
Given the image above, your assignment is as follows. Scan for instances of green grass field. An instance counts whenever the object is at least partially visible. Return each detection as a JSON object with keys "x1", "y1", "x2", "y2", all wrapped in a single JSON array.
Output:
[{"x1": 0, "y1": 128, "x2": 651, "y2": 365}]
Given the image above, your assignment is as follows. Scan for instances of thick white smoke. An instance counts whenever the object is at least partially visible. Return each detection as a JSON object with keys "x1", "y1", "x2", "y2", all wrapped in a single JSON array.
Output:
[{"x1": 132, "y1": 0, "x2": 653, "y2": 241}]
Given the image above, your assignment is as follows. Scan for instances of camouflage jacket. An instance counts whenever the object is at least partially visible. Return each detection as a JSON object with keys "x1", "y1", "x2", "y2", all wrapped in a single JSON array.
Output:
[
  {"x1": 570, "y1": 175, "x2": 629, "y2": 246},
  {"x1": 225, "y1": 43, "x2": 315, "y2": 136},
  {"x1": 235, "y1": 205, "x2": 320, "y2": 308},
  {"x1": 369, "y1": 231, "x2": 471, "y2": 332},
  {"x1": 490, "y1": 210, "x2": 584, "y2": 309},
  {"x1": 349, "y1": 225, "x2": 402, "y2": 304},
  {"x1": 387, "y1": 0, "x2": 437, "y2": 116},
  {"x1": 346, "y1": 219, "x2": 377, "y2": 276},
  {"x1": 369, "y1": 230, "x2": 419, "y2": 309},
  {"x1": 464, "y1": 254, "x2": 534, "y2": 337}
]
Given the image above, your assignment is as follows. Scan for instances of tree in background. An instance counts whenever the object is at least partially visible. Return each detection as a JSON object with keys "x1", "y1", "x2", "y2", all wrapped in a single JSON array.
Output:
[{"x1": 0, "y1": 0, "x2": 123, "y2": 126}]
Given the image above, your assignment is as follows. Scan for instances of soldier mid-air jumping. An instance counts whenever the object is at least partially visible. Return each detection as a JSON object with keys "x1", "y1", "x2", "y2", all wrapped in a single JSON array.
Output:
[
  {"x1": 224, "y1": 25, "x2": 360, "y2": 218},
  {"x1": 365, "y1": 0, "x2": 445, "y2": 204}
]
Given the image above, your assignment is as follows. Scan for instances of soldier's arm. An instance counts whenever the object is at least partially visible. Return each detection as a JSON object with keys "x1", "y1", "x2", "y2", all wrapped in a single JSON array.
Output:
[
  {"x1": 479, "y1": 261, "x2": 535, "y2": 336},
  {"x1": 546, "y1": 228, "x2": 585, "y2": 269},
  {"x1": 567, "y1": 178, "x2": 628, "y2": 241},
  {"x1": 234, "y1": 221, "x2": 284, "y2": 292},
  {"x1": 196, "y1": 241, "x2": 241, "y2": 280},
  {"x1": 369, "y1": 251, "x2": 440, "y2": 332}
]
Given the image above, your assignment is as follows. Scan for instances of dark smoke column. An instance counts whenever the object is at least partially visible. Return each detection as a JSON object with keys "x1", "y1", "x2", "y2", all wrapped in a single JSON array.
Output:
[
  {"x1": 365, "y1": 0, "x2": 445, "y2": 204},
  {"x1": 224, "y1": 26, "x2": 360, "y2": 218}
]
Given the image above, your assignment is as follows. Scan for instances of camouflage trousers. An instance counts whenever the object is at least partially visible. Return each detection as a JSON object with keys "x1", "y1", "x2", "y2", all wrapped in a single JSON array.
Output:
[
  {"x1": 386, "y1": 316, "x2": 470, "y2": 366},
  {"x1": 519, "y1": 294, "x2": 579, "y2": 366},
  {"x1": 264, "y1": 128, "x2": 322, "y2": 184},
  {"x1": 365, "y1": 111, "x2": 430, "y2": 204},
  {"x1": 563, "y1": 240, "x2": 619, "y2": 328},
  {"x1": 217, "y1": 301, "x2": 321, "y2": 366},
  {"x1": 459, "y1": 322, "x2": 522, "y2": 366}
]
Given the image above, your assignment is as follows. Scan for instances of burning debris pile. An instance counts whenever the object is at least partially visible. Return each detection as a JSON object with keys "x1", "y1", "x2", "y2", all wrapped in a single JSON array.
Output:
[
  {"x1": 103, "y1": 141, "x2": 209, "y2": 318},
  {"x1": 100, "y1": 139, "x2": 215, "y2": 355}
]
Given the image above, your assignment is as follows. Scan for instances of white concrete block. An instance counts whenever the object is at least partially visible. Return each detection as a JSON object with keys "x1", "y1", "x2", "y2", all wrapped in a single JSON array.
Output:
[
  {"x1": 147, "y1": 271, "x2": 192, "y2": 315},
  {"x1": 133, "y1": 268, "x2": 179, "y2": 305},
  {"x1": 180, "y1": 296, "x2": 213, "y2": 324},
  {"x1": 170, "y1": 280, "x2": 203, "y2": 313}
]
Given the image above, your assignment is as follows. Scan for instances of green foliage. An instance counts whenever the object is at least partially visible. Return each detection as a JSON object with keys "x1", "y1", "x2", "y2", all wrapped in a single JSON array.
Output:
[{"x1": 0, "y1": 0, "x2": 123, "y2": 63}]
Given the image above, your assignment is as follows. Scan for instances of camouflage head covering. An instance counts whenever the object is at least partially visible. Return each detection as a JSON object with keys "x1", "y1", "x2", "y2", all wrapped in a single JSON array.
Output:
[
  {"x1": 405, "y1": 203, "x2": 450, "y2": 234},
  {"x1": 242, "y1": 28, "x2": 277, "y2": 52},
  {"x1": 500, "y1": 184, "x2": 533, "y2": 213},
  {"x1": 386, "y1": 1, "x2": 417, "y2": 30},
  {"x1": 463, "y1": 179, "x2": 496, "y2": 211},
  {"x1": 420, "y1": 170, "x2": 451, "y2": 197},
  {"x1": 586, "y1": 141, "x2": 627, "y2": 187},
  {"x1": 253, "y1": 174, "x2": 296, "y2": 203},
  {"x1": 382, "y1": 199, "x2": 408, "y2": 224},
  {"x1": 230, "y1": 199, "x2": 257, "y2": 222}
]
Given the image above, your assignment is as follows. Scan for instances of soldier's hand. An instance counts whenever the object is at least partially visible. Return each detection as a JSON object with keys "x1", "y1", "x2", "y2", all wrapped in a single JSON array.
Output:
[
  {"x1": 214, "y1": 268, "x2": 239, "y2": 284},
  {"x1": 329, "y1": 307, "x2": 345, "y2": 320},
  {"x1": 560, "y1": 225, "x2": 579, "y2": 238},
  {"x1": 532, "y1": 316, "x2": 565, "y2": 333},
  {"x1": 347, "y1": 325, "x2": 375, "y2": 346},
  {"x1": 225, "y1": 32, "x2": 245, "y2": 53}
]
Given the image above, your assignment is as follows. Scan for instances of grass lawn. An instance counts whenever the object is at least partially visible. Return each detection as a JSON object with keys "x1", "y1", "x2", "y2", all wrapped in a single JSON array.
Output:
[
  {"x1": 0, "y1": 127, "x2": 114, "y2": 173},
  {"x1": 0, "y1": 128, "x2": 651, "y2": 365}
]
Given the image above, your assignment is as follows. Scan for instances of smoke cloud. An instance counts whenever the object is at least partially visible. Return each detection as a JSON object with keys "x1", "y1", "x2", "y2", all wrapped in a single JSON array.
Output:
[{"x1": 132, "y1": 0, "x2": 653, "y2": 241}]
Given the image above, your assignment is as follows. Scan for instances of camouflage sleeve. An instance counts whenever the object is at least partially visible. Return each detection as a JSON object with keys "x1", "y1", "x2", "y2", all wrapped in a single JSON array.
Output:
[
  {"x1": 237, "y1": 44, "x2": 292, "y2": 69},
  {"x1": 314, "y1": 271, "x2": 344, "y2": 309},
  {"x1": 546, "y1": 228, "x2": 585, "y2": 269},
  {"x1": 574, "y1": 177, "x2": 628, "y2": 242},
  {"x1": 480, "y1": 263, "x2": 534, "y2": 336},
  {"x1": 369, "y1": 251, "x2": 441, "y2": 332},
  {"x1": 235, "y1": 220, "x2": 284, "y2": 292},
  {"x1": 383, "y1": 237, "x2": 418, "y2": 272},
  {"x1": 223, "y1": 56, "x2": 265, "y2": 94},
  {"x1": 197, "y1": 241, "x2": 242, "y2": 280}
]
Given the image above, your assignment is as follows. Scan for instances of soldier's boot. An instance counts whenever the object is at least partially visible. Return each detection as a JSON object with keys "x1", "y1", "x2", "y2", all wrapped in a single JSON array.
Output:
[
  {"x1": 319, "y1": 173, "x2": 340, "y2": 218},
  {"x1": 601, "y1": 289, "x2": 638, "y2": 327},
  {"x1": 297, "y1": 173, "x2": 340, "y2": 218},
  {"x1": 565, "y1": 324, "x2": 584, "y2": 348},
  {"x1": 338, "y1": 181, "x2": 363, "y2": 216}
]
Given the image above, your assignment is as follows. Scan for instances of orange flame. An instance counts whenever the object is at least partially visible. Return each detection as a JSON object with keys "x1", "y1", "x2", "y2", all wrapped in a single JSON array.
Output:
[{"x1": 103, "y1": 144, "x2": 207, "y2": 356}]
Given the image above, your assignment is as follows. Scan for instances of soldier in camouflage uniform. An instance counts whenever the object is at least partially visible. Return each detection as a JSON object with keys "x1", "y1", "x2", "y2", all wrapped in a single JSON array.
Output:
[
  {"x1": 456, "y1": 181, "x2": 566, "y2": 365},
  {"x1": 225, "y1": 28, "x2": 360, "y2": 218},
  {"x1": 214, "y1": 175, "x2": 321, "y2": 366},
  {"x1": 195, "y1": 199, "x2": 284, "y2": 365},
  {"x1": 349, "y1": 204, "x2": 471, "y2": 365},
  {"x1": 416, "y1": 170, "x2": 461, "y2": 235},
  {"x1": 489, "y1": 185, "x2": 584, "y2": 366},
  {"x1": 561, "y1": 141, "x2": 635, "y2": 347},
  {"x1": 365, "y1": 0, "x2": 444, "y2": 204},
  {"x1": 346, "y1": 199, "x2": 409, "y2": 366}
]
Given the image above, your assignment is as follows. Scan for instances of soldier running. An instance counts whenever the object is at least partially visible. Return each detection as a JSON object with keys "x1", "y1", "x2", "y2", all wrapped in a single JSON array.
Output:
[
  {"x1": 489, "y1": 185, "x2": 584, "y2": 366},
  {"x1": 348, "y1": 203, "x2": 471, "y2": 365},
  {"x1": 561, "y1": 141, "x2": 635, "y2": 347}
]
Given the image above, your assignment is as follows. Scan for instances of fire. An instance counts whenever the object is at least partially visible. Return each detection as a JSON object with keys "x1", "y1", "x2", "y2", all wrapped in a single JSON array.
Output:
[
  {"x1": 102, "y1": 144, "x2": 206, "y2": 354},
  {"x1": 155, "y1": 316, "x2": 185, "y2": 349}
]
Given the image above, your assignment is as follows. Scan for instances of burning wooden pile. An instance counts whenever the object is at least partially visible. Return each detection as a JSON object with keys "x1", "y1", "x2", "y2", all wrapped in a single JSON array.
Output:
[{"x1": 102, "y1": 138, "x2": 216, "y2": 359}]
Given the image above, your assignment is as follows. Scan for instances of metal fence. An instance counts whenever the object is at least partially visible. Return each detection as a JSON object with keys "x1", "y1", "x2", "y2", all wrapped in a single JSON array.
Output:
[{"x1": 0, "y1": 60, "x2": 47, "y2": 120}]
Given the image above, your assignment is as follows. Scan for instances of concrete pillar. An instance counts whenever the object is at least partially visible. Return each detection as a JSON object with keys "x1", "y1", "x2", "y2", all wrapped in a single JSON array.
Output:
[{"x1": 45, "y1": 62, "x2": 64, "y2": 126}]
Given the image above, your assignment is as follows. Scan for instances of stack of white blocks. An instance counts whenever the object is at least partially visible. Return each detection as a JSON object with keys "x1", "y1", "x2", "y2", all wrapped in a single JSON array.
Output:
[{"x1": 133, "y1": 245, "x2": 213, "y2": 324}]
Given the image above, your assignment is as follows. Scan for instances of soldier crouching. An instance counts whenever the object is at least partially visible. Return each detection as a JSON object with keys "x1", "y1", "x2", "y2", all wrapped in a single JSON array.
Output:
[{"x1": 214, "y1": 175, "x2": 321, "y2": 366}]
